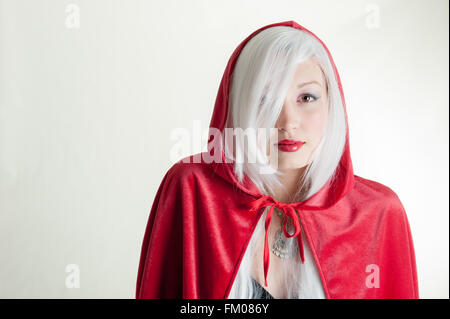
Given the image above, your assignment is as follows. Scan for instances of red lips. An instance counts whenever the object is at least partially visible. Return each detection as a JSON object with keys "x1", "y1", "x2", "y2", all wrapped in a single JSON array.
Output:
[{"x1": 275, "y1": 139, "x2": 305, "y2": 152}]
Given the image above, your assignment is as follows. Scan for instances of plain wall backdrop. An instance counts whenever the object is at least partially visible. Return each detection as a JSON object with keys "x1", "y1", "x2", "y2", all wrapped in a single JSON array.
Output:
[{"x1": 0, "y1": 0, "x2": 448, "y2": 298}]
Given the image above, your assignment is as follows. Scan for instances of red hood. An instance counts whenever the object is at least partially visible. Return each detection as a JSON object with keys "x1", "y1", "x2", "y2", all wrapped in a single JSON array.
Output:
[{"x1": 208, "y1": 20, "x2": 355, "y2": 209}]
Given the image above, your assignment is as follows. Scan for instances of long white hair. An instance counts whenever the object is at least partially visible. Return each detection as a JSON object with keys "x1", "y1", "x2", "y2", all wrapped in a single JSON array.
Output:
[{"x1": 225, "y1": 26, "x2": 347, "y2": 298}]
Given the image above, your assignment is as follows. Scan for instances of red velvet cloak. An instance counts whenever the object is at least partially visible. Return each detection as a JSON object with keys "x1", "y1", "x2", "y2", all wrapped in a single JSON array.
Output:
[{"x1": 136, "y1": 20, "x2": 419, "y2": 299}]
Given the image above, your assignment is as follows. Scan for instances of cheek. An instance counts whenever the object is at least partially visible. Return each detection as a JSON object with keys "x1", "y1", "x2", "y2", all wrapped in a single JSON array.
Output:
[{"x1": 302, "y1": 108, "x2": 328, "y2": 140}]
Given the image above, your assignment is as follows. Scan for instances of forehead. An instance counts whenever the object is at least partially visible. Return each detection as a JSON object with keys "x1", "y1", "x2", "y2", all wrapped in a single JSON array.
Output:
[{"x1": 291, "y1": 58, "x2": 326, "y2": 85}]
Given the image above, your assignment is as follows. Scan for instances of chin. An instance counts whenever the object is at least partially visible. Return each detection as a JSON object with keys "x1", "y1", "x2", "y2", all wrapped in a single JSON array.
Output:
[
  {"x1": 276, "y1": 163, "x2": 300, "y2": 170},
  {"x1": 276, "y1": 157, "x2": 308, "y2": 170}
]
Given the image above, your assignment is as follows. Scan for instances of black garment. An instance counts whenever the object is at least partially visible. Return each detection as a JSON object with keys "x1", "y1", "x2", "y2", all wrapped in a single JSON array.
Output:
[{"x1": 251, "y1": 277, "x2": 274, "y2": 299}]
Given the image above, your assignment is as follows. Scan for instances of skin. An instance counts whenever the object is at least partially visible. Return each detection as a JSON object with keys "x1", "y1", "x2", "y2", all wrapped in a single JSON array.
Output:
[
  {"x1": 268, "y1": 57, "x2": 329, "y2": 203},
  {"x1": 254, "y1": 58, "x2": 329, "y2": 298}
]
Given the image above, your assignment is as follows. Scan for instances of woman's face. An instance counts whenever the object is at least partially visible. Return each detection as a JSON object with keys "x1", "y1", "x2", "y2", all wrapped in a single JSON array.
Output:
[{"x1": 268, "y1": 58, "x2": 329, "y2": 170}]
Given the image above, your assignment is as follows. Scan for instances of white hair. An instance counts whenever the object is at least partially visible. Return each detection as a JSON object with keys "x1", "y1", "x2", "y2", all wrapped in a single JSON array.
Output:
[{"x1": 224, "y1": 26, "x2": 347, "y2": 298}]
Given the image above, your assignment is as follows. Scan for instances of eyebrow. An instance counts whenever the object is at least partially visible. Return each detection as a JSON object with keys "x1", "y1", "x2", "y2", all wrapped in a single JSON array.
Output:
[{"x1": 297, "y1": 80, "x2": 322, "y2": 88}]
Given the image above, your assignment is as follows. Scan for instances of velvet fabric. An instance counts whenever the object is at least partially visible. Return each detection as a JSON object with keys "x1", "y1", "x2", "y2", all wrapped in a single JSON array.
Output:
[{"x1": 135, "y1": 20, "x2": 419, "y2": 299}]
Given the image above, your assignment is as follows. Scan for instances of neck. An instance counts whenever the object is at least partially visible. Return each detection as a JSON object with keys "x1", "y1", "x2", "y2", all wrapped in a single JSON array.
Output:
[{"x1": 272, "y1": 166, "x2": 307, "y2": 203}]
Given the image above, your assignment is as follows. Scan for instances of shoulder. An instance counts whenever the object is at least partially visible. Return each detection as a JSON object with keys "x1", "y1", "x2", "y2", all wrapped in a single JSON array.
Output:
[
  {"x1": 352, "y1": 174, "x2": 406, "y2": 214},
  {"x1": 150, "y1": 153, "x2": 216, "y2": 205},
  {"x1": 165, "y1": 152, "x2": 216, "y2": 183}
]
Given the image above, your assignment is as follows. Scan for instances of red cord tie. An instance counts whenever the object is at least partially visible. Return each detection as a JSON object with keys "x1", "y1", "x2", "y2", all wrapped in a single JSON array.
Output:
[{"x1": 249, "y1": 195, "x2": 305, "y2": 287}]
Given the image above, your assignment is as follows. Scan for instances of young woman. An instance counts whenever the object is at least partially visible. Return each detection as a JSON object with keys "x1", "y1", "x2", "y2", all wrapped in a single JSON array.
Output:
[{"x1": 136, "y1": 20, "x2": 419, "y2": 299}]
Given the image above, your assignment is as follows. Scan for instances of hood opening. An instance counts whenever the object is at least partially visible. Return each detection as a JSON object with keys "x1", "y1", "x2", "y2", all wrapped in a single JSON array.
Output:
[{"x1": 207, "y1": 20, "x2": 355, "y2": 210}]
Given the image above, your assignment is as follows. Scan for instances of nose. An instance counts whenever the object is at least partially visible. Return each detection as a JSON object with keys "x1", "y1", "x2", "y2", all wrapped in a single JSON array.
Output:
[{"x1": 276, "y1": 102, "x2": 298, "y2": 133}]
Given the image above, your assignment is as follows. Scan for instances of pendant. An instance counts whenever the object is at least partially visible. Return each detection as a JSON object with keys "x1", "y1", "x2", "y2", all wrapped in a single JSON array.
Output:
[{"x1": 271, "y1": 229, "x2": 292, "y2": 259}]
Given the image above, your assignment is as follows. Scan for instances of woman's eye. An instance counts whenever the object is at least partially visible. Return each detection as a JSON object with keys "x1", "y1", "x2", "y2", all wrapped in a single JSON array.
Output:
[{"x1": 298, "y1": 94, "x2": 318, "y2": 103}]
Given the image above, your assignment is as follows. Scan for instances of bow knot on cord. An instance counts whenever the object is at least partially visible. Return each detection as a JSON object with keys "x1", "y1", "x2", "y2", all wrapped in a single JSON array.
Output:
[{"x1": 249, "y1": 195, "x2": 305, "y2": 287}]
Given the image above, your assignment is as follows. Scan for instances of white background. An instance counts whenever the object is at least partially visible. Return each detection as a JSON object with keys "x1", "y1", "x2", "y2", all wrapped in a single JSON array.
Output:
[{"x1": 0, "y1": 0, "x2": 448, "y2": 298}]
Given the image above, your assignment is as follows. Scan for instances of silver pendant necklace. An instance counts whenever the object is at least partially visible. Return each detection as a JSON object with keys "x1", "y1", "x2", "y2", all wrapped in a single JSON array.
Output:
[{"x1": 271, "y1": 208, "x2": 293, "y2": 259}]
